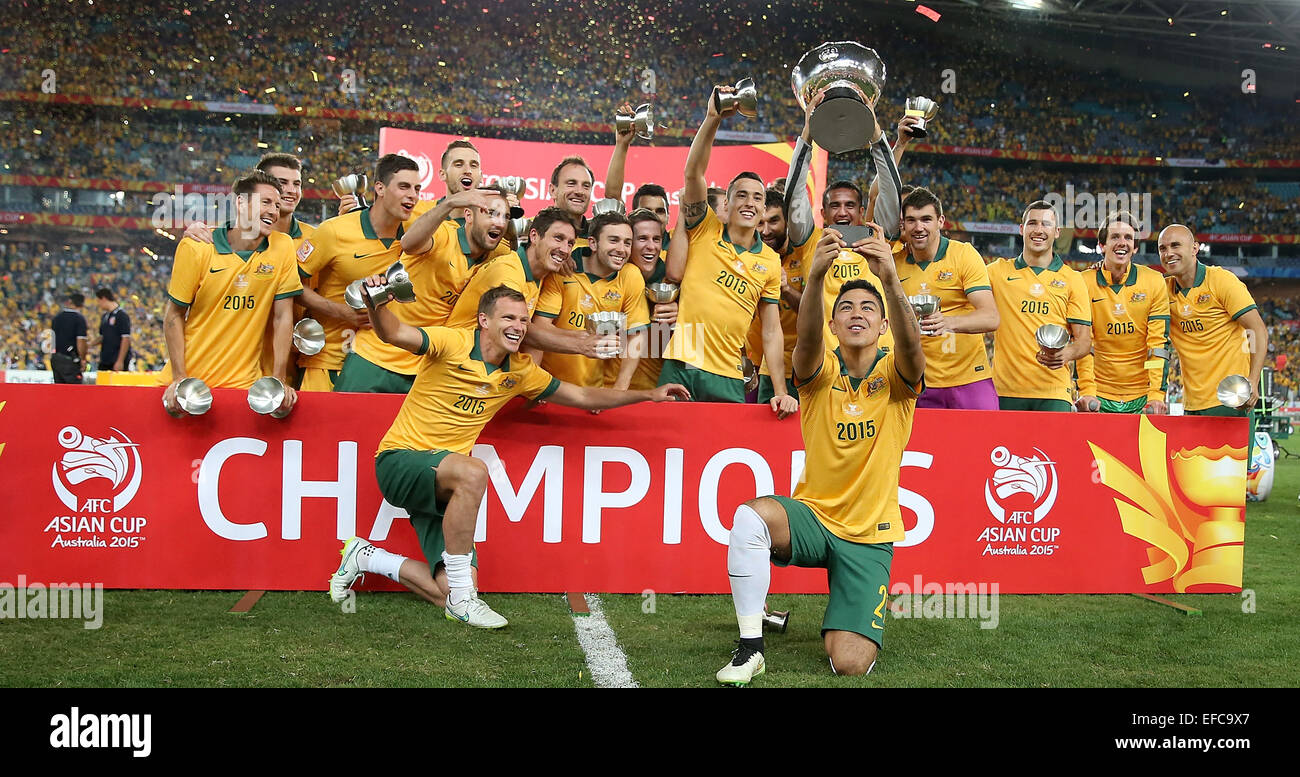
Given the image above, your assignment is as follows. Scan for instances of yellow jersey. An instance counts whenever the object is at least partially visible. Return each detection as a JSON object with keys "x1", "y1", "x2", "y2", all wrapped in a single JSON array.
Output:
[
  {"x1": 296, "y1": 208, "x2": 407, "y2": 371},
  {"x1": 261, "y1": 215, "x2": 316, "y2": 378},
  {"x1": 1074, "y1": 262, "x2": 1171, "y2": 403},
  {"x1": 988, "y1": 255, "x2": 1091, "y2": 402},
  {"x1": 444, "y1": 245, "x2": 546, "y2": 329},
  {"x1": 1166, "y1": 262, "x2": 1258, "y2": 412},
  {"x1": 793, "y1": 347, "x2": 921, "y2": 544},
  {"x1": 160, "y1": 228, "x2": 303, "y2": 389},
  {"x1": 895, "y1": 236, "x2": 993, "y2": 388},
  {"x1": 616, "y1": 258, "x2": 670, "y2": 390},
  {"x1": 746, "y1": 236, "x2": 811, "y2": 380},
  {"x1": 378, "y1": 328, "x2": 559, "y2": 456},
  {"x1": 536, "y1": 259, "x2": 650, "y2": 387},
  {"x1": 663, "y1": 207, "x2": 782, "y2": 379}
]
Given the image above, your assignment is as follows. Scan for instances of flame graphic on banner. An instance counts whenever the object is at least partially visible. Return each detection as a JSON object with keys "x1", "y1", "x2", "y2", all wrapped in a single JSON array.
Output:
[{"x1": 1087, "y1": 417, "x2": 1245, "y2": 592}]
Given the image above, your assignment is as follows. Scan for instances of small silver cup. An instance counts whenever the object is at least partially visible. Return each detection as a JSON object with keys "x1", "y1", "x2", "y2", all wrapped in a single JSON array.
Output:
[
  {"x1": 713, "y1": 78, "x2": 758, "y2": 119},
  {"x1": 1216, "y1": 374, "x2": 1252, "y2": 409},
  {"x1": 1035, "y1": 324, "x2": 1071, "y2": 352},
  {"x1": 345, "y1": 260, "x2": 416, "y2": 310},
  {"x1": 904, "y1": 96, "x2": 940, "y2": 138},
  {"x1": 591, "y1": 198, "x2": 627, "y2": 217},
  {"x1": 909, "y1": 294, "x2": 941, "y2": 335},
  {"x1": 166, "y1": 376, "x2": 212, "y2": 417},
  {"x1": 645, "y1": 282, "x2": 679, "y2": 304},
  {"x1": 615, "y1": 103, "x2": 655, "y2": 140},
  {"x1": 292, "y1": 318, "x2": 325, "y2": 356},
  {"x1": 248, "y1": 376, "x2": 291, "y2": 418},
  {"x1": 332, "y1": 173, "x2": 368, "y2": 209}
]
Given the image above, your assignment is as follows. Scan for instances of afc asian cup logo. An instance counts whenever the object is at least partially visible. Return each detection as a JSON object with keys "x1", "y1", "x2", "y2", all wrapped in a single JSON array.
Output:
[
  {"x1": 51, "y1": 426, "x2": 143, "y2": 513},
  {"x1": 396, "y1": 148, "x2": 437, "y2": 194},
  {"x1": 984, "y1": 445, "x2": 1058, "y2": 524}
]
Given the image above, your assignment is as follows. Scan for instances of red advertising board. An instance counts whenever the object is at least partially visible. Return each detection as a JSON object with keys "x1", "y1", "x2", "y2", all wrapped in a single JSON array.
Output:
[
  {"x1": 0, "y1": 385, "x2": 1248, "y2": 595},
  {"x1": 378, "y1": 128, "x2": 828, "y2": 226}
]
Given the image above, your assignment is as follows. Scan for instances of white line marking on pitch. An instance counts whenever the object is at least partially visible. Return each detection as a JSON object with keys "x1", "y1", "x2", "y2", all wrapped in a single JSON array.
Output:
[{"x1": 571, "y1": 594, "x2": 638, "y2": 688}]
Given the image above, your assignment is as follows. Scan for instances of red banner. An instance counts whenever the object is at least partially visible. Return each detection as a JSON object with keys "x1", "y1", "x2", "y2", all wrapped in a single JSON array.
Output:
[
  {"x1": 0, "y1": 385, "x2": 1248, "y2": 594},
  {"x1": 378, "y1": 128, "x2": 825, "y2": 225}
]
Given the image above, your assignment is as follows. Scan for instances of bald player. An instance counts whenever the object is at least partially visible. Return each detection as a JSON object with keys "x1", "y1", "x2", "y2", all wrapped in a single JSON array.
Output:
[
  {"x1": 329, "y1": 284, "x2": 689, "y2": 627},
  {"x1": 1074, "y1": 212, "x2": 1171, "y2": 414},
  {"x1": 160, "y1": 170, "x2": 303, "y2": 414},
  {"x1": 894, "y1": 187, "x2": 1000, "y2": 409},
  {"x1": 1159, "y1": 223, "x2": 1267, "y2": 420},
  {"x1": 716, "y1": 222, "x2": 924, "y2": 685},
  {"x1": 659, "y1": 83, "x2": 794, "y2": 415},
  {"x1": 988, "y1": 200, "x2": 1092, "y2": 411}
]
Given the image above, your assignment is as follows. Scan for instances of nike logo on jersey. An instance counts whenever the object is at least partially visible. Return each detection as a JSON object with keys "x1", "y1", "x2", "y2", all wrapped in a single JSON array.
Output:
[
  {"x1": 1091, "y1": 298, "x2": 1104, "y2": 303},
  {"x1": 354, "y1": 253, "x2": 373, "y2": 259},
  {"x1": 209, "y1": 268, "x2": 227, "y2": 274},
  {"x1": 1006, "y1": 276, "x2": 1019, "y2": 281}
]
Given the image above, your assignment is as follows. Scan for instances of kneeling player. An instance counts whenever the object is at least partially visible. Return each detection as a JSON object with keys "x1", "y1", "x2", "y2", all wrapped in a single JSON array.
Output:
[
  {"x1": 329, "y1": 283, "x2": 688, "y2": 628},
  {"x1": 717, "y1": 223, "x2": 924, "y2": 684}
]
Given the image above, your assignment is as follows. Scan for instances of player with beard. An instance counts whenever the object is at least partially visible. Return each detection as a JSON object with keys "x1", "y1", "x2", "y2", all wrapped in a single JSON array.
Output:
[
  {"x1": 1159, "y1": 223, "x2": 1267, "y2": 419},
  {"x1": 329, "y1": 284, "x2": 689, "y2": 626},
  {"x1": 535, "y1": 212, "x2": 650, "y2": 389},
  {"x1": 745, "y1": 188, "x2": 808, "y2": 402},
  {"x1": 893, "y1": 187, "x2": 1000, "y2": 409},
  {"x1": 659, "y1": 84, "x2": 794, "y2": 413},
  {"x1": 716, "y1": 223, "x2": 924, "y2": 684},
  {"x1": 160, "y1": 170, "x2": 303, "y2": 414},
  {"x1": 988, "y1": 201, "x2": 1092, "y2": 411},
  {"x1": 1074, "y1": 212, "x2": 1171, "y2": 414},
  {"x1": 550, "y1": 156, "x2": 595, "y2": 254},
  {"x1": 784, "y1": 96, "x2": 902, "y2": 354}
]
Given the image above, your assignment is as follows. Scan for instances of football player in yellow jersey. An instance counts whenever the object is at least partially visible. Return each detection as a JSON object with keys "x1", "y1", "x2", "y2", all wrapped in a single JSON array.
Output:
[
  {"x1": 658, "y1": 83, "x2": 796, "y2": 413},
  {"x1": 615, "y1": 208, "x2": 678, "y2": 390},
  {"x1": 1159, "y1": 224, "x2": 1268, "y2": 415},
  {"x1": 551, "y1": 156, "x2": 594, "y2": 250},
  {"x1": 307, "y1": 155, "x2": 423, "y2": 393},
  {"x1": 1074, "y1": 212, "x2": 1171, "y2": 414},
  {"x1": 784, "y1": 94, "x2": 903, "y2": 354},
  {"x1": 447, "y1": 207, "x2": 621, "y2": 358},
  {"x1": 894, "y1": 187, "x2": 1000, "y2": 409},
  {"x1": 746, "y1": 188, "x2": 809, "y2": 401},
  {"x1": 329, "y1": 284, "x2": 688, "y2": 628},
  {"x1": 161, "y1": 171, "x2": 303, "y2": 414},
  {"x1": 988, "y1": 201, "x2": 1093, "y2": 411},
  {"x1": 716, "y1": 222, "x2": 925, "y2": 685},
  {"x1": 535, "y1": 212, "x2": 651, "y2": 389}
]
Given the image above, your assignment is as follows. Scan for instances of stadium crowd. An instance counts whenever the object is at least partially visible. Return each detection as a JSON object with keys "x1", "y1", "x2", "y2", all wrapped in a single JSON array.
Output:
[{"x1": 1, "y1": 0, "x2": 1297, "y2": 159}]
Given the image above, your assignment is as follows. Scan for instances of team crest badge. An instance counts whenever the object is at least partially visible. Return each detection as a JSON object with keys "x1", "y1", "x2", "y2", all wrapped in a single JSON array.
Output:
[
  {"x1": 867, "y1": 376, "x2": 887, "y2": 395},
  {"x1": 234, "y1": 273, "x2": 249, "y2": 289},
  {"x1": 842, "y1": 401, "x2": 864, "y2": 418},
  {"x1": 1049, "y1": 279, "x2": 1067, "y2": 289},
  {"x1": 499, "y1": 376, "x2": 518, "y2": 390},
  {"x1": 254, "y1": 262, "x2": 275, "y2": 276},
  {"x1": 733, "y1": 259, "x2": 746, "y2": 274},
  {"x1": 753, "y1": 262, "x2": 768, "y2": 274},
  {"x1": 1030, "y1": 283, "x2": 1044, "y2": 296},
  {"x1": 602, "y1": 289, "x2": 622, "y2": 303},
  {"x1": 1131, "y1": 292, "x2": 1147, "y2": 302},
  {"x1": 937, "y1": 270, "x2": 953, "y2": 281},
  {"x1": 1197, "y1": 293, "x2": 1212, "y2": 304}
]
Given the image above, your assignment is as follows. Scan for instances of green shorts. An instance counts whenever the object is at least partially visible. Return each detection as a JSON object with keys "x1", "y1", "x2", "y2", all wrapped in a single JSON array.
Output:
[
  {"x1": 374, "y1": 449, "x2": 477, "y2": 569},
  {"x1": 334, "y1": 352, "x2": 415, "y2": 394},
  {"x1": 757, "y1": 374, "x2": 798, "y2": 404},
  {"x1": 998, "y1": 397, "x2": 1073, "y2": 412},
  {"x1": 1099, "y1": 396, "x2": 1149, "y2": 414},
  {"x1": 769, "y1": 495, "x2": 894, "y2": 648},
  {"x1": 658, "y1": 359, "x2": 745, "y2": 403}
]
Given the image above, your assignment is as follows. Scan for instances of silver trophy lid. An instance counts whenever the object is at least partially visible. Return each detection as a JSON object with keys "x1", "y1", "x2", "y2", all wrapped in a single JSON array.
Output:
[{"x1": 1216, "y1": 374, "x2": 1251, "y2": 408}]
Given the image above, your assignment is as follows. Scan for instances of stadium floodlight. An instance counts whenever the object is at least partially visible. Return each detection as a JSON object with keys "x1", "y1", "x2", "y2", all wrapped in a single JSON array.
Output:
[{"x1": 1009, "y1": 0, "x2": 1044, "y2": 9}]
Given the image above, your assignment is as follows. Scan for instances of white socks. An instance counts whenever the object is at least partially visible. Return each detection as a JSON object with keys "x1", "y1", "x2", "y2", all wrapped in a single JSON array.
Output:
[
  {"x1": 727, "y1": 504, "x2": 772, "y2": 640},
  {"x1": 442, "y1": 551, "x2": 474, "y2": 606},
  {"x1": 359, "y1": 545, "x2": 406, "y2": 583}
]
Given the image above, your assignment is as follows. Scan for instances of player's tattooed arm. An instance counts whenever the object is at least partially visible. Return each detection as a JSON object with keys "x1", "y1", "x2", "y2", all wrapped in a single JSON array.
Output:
[{"x1": 680, "y1": 200, "x2": 707, "y2": 224}]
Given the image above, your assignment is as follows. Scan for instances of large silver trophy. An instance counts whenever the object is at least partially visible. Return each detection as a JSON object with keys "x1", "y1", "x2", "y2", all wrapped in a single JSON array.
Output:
[
  {"x1": 792, "y1": 41, "x2": 887, "y2": 154},
  {"x1": 345, "y1": 261, "x2": 416, "y2": 310},
  {"x1": 332, "y1": 173, "x2": 368, "y2": 209}
]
